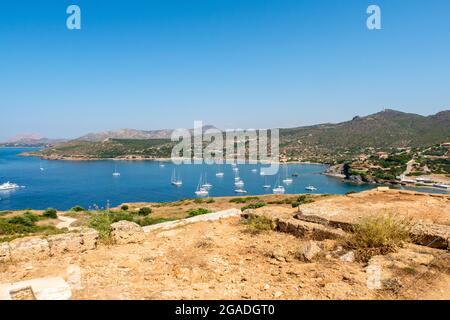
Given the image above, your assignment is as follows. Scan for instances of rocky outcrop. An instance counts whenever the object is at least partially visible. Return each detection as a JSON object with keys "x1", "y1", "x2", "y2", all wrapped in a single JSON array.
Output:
[
  {"x1": 0, "y1": 242, "x2": 10, "y2": 263},
  {"x1": 111, "y1": 221, "x2": 145, "y2": 244},
  {"x1": 298, "y1": 240, "x2": 322, "y2": 262},
  {"x1": 243, "y1": 208, "x2": 346, "y2": 241},
  {"x1": 48, "y1": 228, "x2": 98, "y2": 255},
  {"x1": 0, "y1": 229, "x2": 99, "y2": 264},
  {"x1": 9, "y1": 237, "x2": 50, "y2": 262},
  {"x1": 411, "y1": 223, "x2": 450, "y2": 249}
]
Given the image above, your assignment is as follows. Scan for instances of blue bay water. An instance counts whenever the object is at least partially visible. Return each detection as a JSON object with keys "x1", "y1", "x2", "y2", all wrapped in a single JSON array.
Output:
[{"x1": 0, "y1": 148, "x2": 444, "y2": 211}]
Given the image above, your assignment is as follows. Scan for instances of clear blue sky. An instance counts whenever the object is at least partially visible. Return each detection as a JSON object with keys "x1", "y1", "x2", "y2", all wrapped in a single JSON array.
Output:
[{"x1": 1, "y1": 0, "x2": 449, "y2": 140}]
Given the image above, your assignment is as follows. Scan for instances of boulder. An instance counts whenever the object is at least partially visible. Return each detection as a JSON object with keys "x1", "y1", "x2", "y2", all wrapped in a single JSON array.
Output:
[
  {"x1": 340, "y1": 251, "x2": 355, "y2": 263},
  {"x1": 79, "y1": 228, "x2": 99, "y2": 251},
  {"x1": 0, "y1": 242, "x2": 11, "y2": 263},
  {"x1": 299, "y1": 240, "x2": 322, "y2": 262},
  {"x1": 9, "y1": 237, "x2": 50, "y2": 262},
  {"x1": 48, "y1": 228, "x2": 98, "y2": 255},
  {"x1": 111, "y1": 221, "x2": 145, "y2": 244}
]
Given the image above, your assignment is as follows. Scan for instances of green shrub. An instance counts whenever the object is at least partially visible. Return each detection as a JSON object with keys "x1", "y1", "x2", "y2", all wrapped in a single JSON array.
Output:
[
  {"x1": 71, "y1": 205, "x2": 85, "y2": 212},
  {"x1": 193, "y1": 198, "x2": 204, "y2": 204},
  {"x1": 206, "y1": 198, "x2": 215, "y2": 203},
  {"x1": 43, "y1": 208, "x2": 58, "y2": 219},
  {"x1": 121, "y1": 205, "x2": 129, "y2": 211},
  {"x1": 138, "y1": 217, "x2": 176, "y2": 227},
  {"x1": 229, "y1": 197, "x2": 259, "y2": 204},
  {"x1": 138, "y1": 207, "x2": 152, "y2": 216},
  {"x1": 243, "y1": 216, "x2": 273, "y2": 234},
  {"x1": 241, "y1": 202, "x2": 266, "y2": 212},
  {"x1": 23, "y1": 212, "x2": 41, "y2": 222},
  {"x1": 187, "y1": 208, "x2": 211, "y2": 217},
  {"x1": 108, "y1": 212, "x2": 134, "y2": 223},
  {"x1": 7, "y1": 215, "x2": 35, "y2": 227},
  {"x1": 346, "y1": 213, "x2": 412, "y2": 262},
  {"x1": 88, "y1": 214, "x2": 112, "y2": 239}
]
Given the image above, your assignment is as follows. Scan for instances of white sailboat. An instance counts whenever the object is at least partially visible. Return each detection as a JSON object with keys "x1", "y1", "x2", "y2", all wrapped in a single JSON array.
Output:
[
  {"x1": 263, "y1": 176, "x2": 271, "y2": 189},
  {"x1": 305, "y1": 185, "x2": 317, "y2": 191},
  {"x1": 282, "y1": 165, "x2": 293, "y2": 184},
  {"x1": 112, "y1": 164, "x2": 121, "y2": 177},
  {"x1": 39, "y1": 160, "x2": 44, "y2": 171},
  {"x1": 195, "y1": 175, "x2": 209, "y2": 197},
  {"x1": 234, "y1": 188, "x2": 247, "y2": 194},
  {"x1": 215, "y1": 164, "x2": 224, "y2": 177},
  {"x1": 273, "y1": 175, "x2": 285, "y2": 194},
  {"x1": 171, "y1": 169, "x2": 183, "y2": 187},
  {"x1": 202, "y1": 173, "x2": 213, "y2": 188}
]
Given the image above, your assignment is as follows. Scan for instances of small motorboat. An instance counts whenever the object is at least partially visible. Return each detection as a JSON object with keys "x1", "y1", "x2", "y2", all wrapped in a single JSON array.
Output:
[
  {"x1": 234, "y1": 188, "x2": 247, "y2": 194},
  {"x1": 305, "y1": 185, "x2": 317, "y2": 191}
]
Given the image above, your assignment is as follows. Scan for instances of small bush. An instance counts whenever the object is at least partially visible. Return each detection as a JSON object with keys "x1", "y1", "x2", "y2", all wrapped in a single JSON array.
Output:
[
  {"x1": 243, "y1": 216, "x2": 273, "y2": 234},
  {"x1": 7, "y1": 215, "x2": 36, "y2": 227},
  {"x1": 43, "y1": 208, "x2": 58, "y2": 219},
  {"x1": 206, "y1": 198, "x2": 215, "y2": 203},
  {"x1": 193, "y1": 198, "x2": 204, "y2": 204},
  {"x1": 138, "y1": 217, "x2": 176, "y2": 227},
  {"x1": 88, "y1": 214, "x2": 112, "y2": 239},
  {"x1": 346, "y1": 213, "x2": 412, "y2": 262},
  {"x1": 108, "y1": 212, "x2": 134, "y2": 223},
  {"x1": 241, "y1": 202, "x2": 266, "y2": 212},
  {"x1": 229, "y1": 197, "x2": 259, "y2": 204},
  {"x1": 121, "y1": 205, "x2": 129, "y2": 211},
  {"x1": 138, "y1": 207, "x2": 152, "y2": 216},
  {"x1": 71, "y1": 205, "x2": 85, "y2": 212},
  {"x1": 187, "y1": 208, "x2": 211, "y2": 217}
]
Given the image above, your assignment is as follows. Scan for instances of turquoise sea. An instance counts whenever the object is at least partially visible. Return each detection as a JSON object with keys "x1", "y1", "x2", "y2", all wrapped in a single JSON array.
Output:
[{"x1": 0, "y1": 148, "x2": 445, "y2": 210}]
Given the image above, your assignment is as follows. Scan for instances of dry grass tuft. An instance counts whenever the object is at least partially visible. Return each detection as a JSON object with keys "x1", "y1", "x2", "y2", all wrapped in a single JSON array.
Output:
[{"x1": 346, "y1": 213, "x2": 413, "y2": 262}]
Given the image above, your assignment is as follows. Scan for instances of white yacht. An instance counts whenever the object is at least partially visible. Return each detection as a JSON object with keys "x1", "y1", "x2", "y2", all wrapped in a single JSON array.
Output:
[
  {"x1": 234, "y1": 188, "x2": 247, "y2": 194},
  {"x1": 305, "y1": 185, "x2": 317, "y2": 191},
  {"x1": 251, "y1": 168, "x2": 258, "y2": 173},
  {"x1": 0, "y1": 182, "x2": 20, "y2": 191},
  {"x1": 171, "y1": 169, "x2": 183, "y2": 187}
]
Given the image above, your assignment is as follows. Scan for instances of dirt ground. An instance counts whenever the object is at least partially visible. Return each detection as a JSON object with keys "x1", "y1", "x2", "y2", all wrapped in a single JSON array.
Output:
[
  {"x1": 299, "y1": 190, "x2": 450, "y2": 226},
  {"x1": 1, "y1": 216, "x2": 449, "y2": 300}
]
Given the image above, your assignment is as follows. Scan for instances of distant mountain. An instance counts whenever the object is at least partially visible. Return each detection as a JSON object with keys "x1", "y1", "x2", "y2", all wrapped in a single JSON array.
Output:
[
  {"x1": 1, "y1": 133, "x2": 66, "y2": 147},
  {"x1": 280, "y1": 109, "x2": 450, "y2": 152},
  {"x1": 76, "y1": 126, "x2": 217, "y2": 142},
  {"x1": 28, "y1": 109, "x2": 449, "y2": 162}
]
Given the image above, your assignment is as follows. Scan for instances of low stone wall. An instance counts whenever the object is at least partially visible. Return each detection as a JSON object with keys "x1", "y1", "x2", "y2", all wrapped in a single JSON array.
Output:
[
  {"x1": 243, "y1": 207, "x2": 450, "y2": 250},
  {"x1": 142, "y1": 208, "x2": 242, "y2": 233},
  {"x1": 0, "y1": 228, "x2": 99, "y2": 263},
  {"x1": 242, "y1": 208, "x2": 346, "y2": 241}
]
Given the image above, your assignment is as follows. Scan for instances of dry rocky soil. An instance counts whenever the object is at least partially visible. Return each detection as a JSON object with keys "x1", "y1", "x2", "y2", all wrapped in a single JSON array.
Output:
[{"x1": 0, "y1": 189, "x2": 449, "y2": 300}]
